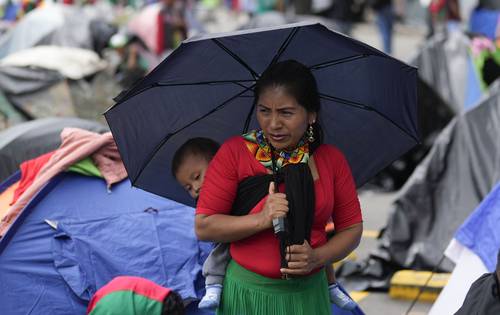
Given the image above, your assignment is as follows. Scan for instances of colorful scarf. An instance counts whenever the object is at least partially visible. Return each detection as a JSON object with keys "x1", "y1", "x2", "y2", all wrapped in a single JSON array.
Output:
[{"x1": 242, "y1": 130, "x2": 309, "y2": 171}]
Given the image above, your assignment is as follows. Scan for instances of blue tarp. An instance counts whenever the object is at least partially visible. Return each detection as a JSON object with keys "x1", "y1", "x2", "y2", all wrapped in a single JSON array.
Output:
[
  {"x1": 455, "y1": 181, "x2": 500, "y2": 272},
  {"x1": 470, "y1": 9, "x2": 500, "y2": 40},
  {"x1": 0, "y1": 172, "x2": 212, "y2": 315}
]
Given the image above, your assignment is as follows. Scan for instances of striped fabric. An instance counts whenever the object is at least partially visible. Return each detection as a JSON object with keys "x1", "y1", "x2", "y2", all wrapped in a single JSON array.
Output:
[{"x1": 87, "y1": 276, "x2": 171, "y2": 315}]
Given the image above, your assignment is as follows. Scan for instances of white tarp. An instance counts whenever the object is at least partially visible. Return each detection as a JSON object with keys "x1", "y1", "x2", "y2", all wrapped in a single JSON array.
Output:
[
  {"x1": 0, "y1": 46, "x2": 107, "y2": 80},
  {"x1": 429, "y1": 240, "x2": 489, "y2": 315}
]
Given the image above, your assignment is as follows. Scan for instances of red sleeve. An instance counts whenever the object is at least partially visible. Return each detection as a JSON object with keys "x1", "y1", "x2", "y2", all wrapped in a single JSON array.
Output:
[
  {"x1": 196, "y1": 137, "x2": 240, "y2": 216},
  {"x1": 330, "y1": 147, "x2": 363, "y2": 231}
]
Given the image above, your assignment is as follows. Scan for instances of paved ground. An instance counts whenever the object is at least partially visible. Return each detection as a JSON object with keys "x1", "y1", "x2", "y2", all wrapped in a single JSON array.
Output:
[
  {"x1": 351, "y1": 190, "x2": 434, "y2": 315},
  {"x1": 339, "y1": 18, "x2": 436, "y2": 315},
  {"x1": 351, "y1": 19, "x2": 426, "y2": 63}
]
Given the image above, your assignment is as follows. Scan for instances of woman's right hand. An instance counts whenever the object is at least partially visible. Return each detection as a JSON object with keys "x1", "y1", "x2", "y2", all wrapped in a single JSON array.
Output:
[{"x1": 258, "y1": 182, "x2": 289, "y2": 229}]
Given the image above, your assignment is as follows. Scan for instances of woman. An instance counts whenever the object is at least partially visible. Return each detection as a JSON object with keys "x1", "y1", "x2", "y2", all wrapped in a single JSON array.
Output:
[{"x1": 195, "y1": 60, "x2": 363, "y2": 314}]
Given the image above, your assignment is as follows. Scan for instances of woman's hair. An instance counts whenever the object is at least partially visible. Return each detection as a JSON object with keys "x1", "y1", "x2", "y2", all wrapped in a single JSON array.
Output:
[
  {"x1": 254, "y1": 60, "x2": 323, "y2": 151},
  {"x1": 171, "y1": 137, "x2": 220, "y2": 176},
  {"x1": 161, "y1": 290, "x2": 185, "y2": 315}
]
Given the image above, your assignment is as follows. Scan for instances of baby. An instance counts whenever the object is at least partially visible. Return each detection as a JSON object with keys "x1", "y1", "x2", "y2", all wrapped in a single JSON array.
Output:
[{"x1": 172, "y1": 137, "x2": 357, "y2": 310}]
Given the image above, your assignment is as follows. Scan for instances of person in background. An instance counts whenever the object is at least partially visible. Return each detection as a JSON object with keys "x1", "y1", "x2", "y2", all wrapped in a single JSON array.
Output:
[
  {"x1": 371, "y1": 0, "x2": 394, "y2": 54},
  {"x1": 327, "y1": 0, "x2": 353, "y2": 36},
  {"x1": 158, "y1": 0, "x2": 187, "y2": 55},
  {"x1": 428, "y1": 0, "x2": 460, "y2": 36},
  {"x1": 454, "y1": 249, "x2": 500, "y2": 314}
]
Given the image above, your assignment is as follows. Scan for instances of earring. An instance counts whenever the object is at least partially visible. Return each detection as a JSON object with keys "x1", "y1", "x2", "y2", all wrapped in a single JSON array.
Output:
[{"x1": 307, "y1": 124, "x2": 315, "y2": 143}]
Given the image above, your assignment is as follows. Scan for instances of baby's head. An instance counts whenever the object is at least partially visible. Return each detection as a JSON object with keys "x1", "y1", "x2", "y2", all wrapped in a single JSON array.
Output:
[{"x1": 172, "y1": 137, "x2": 219, "y2": 199}]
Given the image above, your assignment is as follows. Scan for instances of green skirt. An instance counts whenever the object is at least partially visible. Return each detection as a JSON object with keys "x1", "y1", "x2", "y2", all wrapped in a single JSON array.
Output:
[{"x1": 217, "y1": 260, "x2": 331, "y2": 315}]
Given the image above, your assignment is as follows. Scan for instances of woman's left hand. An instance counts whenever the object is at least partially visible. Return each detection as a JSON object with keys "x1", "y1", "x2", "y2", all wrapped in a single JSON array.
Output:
[{"x1": 280, "y1": 240, "x2": 319, "y2": 276}]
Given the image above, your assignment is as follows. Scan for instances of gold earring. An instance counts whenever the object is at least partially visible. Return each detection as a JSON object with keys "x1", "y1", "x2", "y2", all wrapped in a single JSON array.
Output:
[{"x1": 307, "y1": 124, "x2": 315, "y2": 143}]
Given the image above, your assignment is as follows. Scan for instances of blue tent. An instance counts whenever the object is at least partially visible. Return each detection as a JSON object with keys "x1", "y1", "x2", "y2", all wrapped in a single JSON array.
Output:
[
  {"x1": 455, "y1": 181, "x2": 500, "y2": 272},
  {"x1": 0, "y1": 170, "x2": 363, "y2": 315},
  {"x1": 0, "y1": 171, "x2": 213, "y2": 315}
]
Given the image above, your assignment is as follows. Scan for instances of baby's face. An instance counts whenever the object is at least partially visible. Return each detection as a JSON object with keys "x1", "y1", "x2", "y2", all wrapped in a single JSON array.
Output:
[{"x1": 175, "y1": 154, "x2": 209, "y2": 199}]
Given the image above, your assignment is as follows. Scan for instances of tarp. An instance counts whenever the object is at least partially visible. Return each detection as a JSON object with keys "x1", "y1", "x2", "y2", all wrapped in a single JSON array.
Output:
[
  {"x1": 377, "y1": 80, "x2": 500, "y2": 271},
  {"x1": 454, "y1": 181, "x2": 500, "y2": 271},
  {"x1": 0, "y1": 46, "x2": 107, "y2": 80},
  {"x1": 0, "y1": 172, "x2": 212, "y2": 315},
  {"x1": 127, "y1": 3, "x2": 162, "y2": 54},
  {"x1": 411, "y1": 31, "x2": 483, "y2": 112},
  {"x1": 0, "y1": 66, "x2": 62, "y2": 95},
  {"x1": 0, "y1": 118, "x2": 108, "y2": 182},
  {"x1": 0, "y1": 3, "x2": 113, "y2": 59}
]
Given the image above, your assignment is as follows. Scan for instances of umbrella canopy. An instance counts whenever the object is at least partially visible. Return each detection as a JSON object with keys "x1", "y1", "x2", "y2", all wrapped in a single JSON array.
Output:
[{"x1": 105, "y1": 22, "x2": 419, "y2": 206}]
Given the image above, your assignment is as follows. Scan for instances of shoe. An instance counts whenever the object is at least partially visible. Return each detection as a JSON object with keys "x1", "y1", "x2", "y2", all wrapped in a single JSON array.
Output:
[
  {"x1": 198, "y1": 284, "x2": 222, "y2": 310},
  {"x1": 329, "y1": 283, "x2": 357, "y2": 310}
]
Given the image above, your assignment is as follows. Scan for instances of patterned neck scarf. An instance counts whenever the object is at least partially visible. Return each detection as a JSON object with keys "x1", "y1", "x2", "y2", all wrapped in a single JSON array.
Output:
[{"x1": 242, "y1": 129, "x2": 309, "y2": 171}]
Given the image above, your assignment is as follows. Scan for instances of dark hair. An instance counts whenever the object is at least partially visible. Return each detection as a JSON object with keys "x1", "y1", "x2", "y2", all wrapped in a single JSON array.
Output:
[
  {"x1": 161, "y1": 290, "x2": 185, "y2": 315},
  {"x1": 171, "y1": 137, "x2": 220, "y2": 176},
  {"x1": 254, "y1": 60, "x2": 323, "y2": 151}
]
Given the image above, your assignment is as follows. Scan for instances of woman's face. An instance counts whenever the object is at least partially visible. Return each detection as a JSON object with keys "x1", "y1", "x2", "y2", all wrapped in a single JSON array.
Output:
[{"x1": 256, "y1": 86, "x2": 316, "y2": 151}]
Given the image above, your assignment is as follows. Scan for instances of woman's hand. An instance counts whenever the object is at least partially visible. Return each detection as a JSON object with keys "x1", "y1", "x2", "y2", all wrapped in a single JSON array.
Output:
[
  {"x1": 280, "y1": 240, "x2": 319, "y2": 276},
  {"x1": 258, "y1": 182, "x2": 289, "y2": 229}
]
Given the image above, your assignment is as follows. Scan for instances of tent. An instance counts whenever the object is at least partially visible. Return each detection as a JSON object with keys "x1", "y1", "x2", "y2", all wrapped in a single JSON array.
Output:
[
  {"x1": 411, "y1": 31, "x2": 483, "y2": 112},
  {"x1": 0, "y1": 66, "x2": 62, "y2": 96},
  {"x1": 0, "y1": 166, "x2": 362, "y2": 315},
  {"x1": 376, "y1": 79, "x2": 500, "y2": 272},
  {"x1": 0, "y1": 170, "x2": 213, "y2": 315},
  {"x1": 0, "y1": 118, "x2": 108, "y2": 182},
  {"x1": 429, "y1": 181, "x2": 500, "y2": 314},
  {"x1": 0, "y1": 46, "x2": 107, "y2": 80},
  {"x1": 0, "y1": 4, "x2": 113, "y2": 59}
]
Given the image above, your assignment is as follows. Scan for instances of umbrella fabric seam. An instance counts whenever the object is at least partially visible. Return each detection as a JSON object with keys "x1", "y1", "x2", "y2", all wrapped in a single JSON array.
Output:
[
  {"x1": 131, "y1": 84, "x2": 256, "y2": 184},
  {"x1": 320, "y1": 93, "x2": 420, "y2": 143},
  {"x1": 212, "y1": 39, "x2": 260, "y2": 79},
  {"x1": 267, "y1": 27, "x2": 300, "y2": 69},
  {"x1": 309, "y1": 54, "x2": 370, "y2": 70}
]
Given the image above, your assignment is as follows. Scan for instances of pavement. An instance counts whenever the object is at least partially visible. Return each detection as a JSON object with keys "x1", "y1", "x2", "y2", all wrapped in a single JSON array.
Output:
[
  {"x1": 350, "y1": 190, "x2": 434, "y2": 315},
  {"x1": 330, "y1": 17, "x2": 436, "y2": 315},
  {"x1": 351, "y1": 19, "x2": 426, "y2": 63}
]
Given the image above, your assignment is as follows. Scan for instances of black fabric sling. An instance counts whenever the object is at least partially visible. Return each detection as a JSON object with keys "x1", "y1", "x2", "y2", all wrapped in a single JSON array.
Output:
[{"x1": 230, "y1": 163, "x2": 315, "y2": 269}]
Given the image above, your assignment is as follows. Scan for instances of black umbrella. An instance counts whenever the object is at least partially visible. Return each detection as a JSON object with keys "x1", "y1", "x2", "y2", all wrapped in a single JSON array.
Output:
[{"x1": 105, "y1": 22, "x2": 419, "y2": 207}]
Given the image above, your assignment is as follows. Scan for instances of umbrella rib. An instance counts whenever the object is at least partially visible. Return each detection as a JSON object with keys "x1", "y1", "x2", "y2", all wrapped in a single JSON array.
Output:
[
  {"x1": 319, "y1": 93, "x2": 420, "y2": 143},
  {"x1": 212, "y1": 39, "x2": 260, "y2": 79},
  {"x1": 132, "y1": 84, "x2": 256, "y2": 184},
  {"x1": 267, "y1": 27, "x2": 300, "y2": 68},
  {"x1": 309, "y1": 54, "x2": 370, "y2": 70},
  {"x1": 110, "y1": 80, "x2": 255, "y2": 108},
  {"x1": 155, "y1": 79, "x2": 256, "y2": 87}
]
